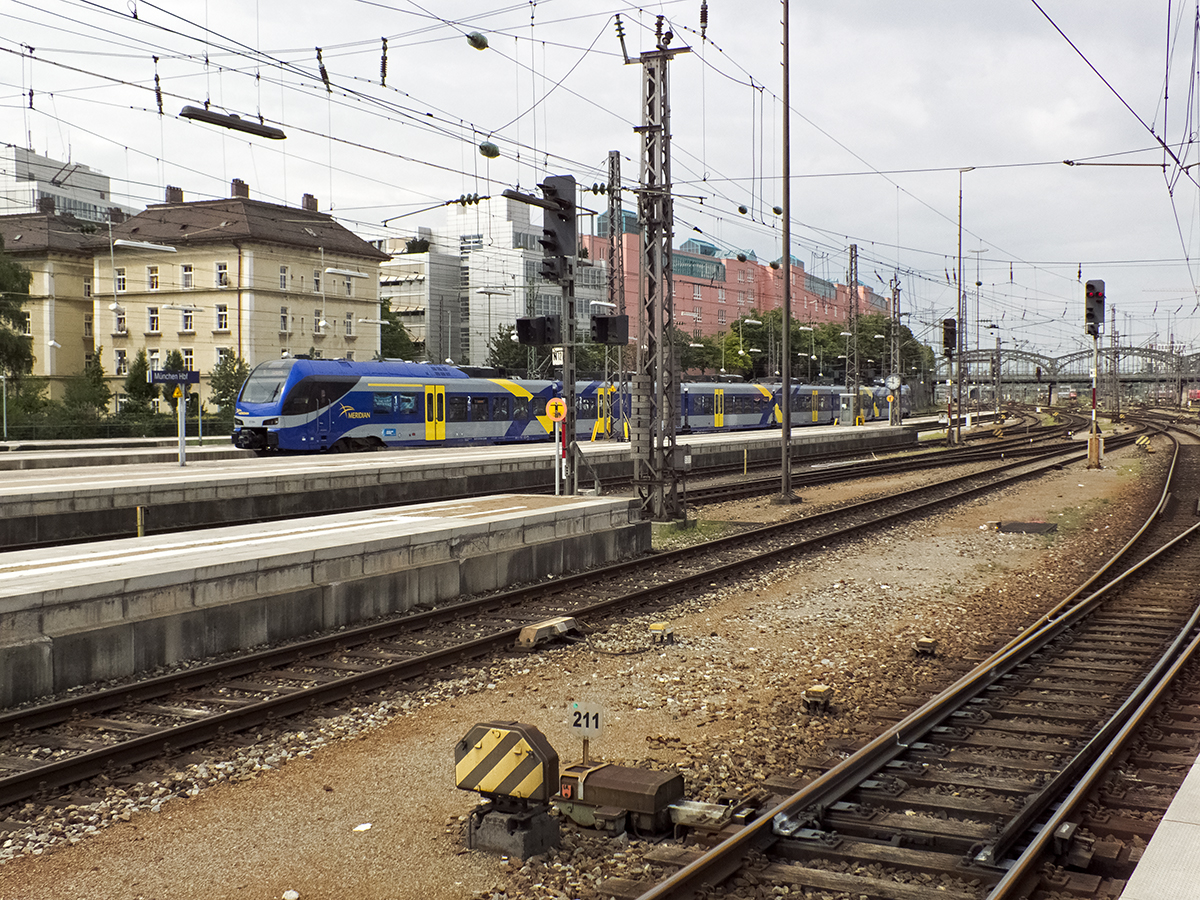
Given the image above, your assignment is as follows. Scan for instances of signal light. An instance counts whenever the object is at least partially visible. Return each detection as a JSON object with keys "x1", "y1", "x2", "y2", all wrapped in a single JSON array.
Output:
[
  {"x1": 1085, "y1": 279, "x2": 1105, "y2": 336},
  {"x1": 538, "y1": 175, "x2": 577, "y2": 285},
  {"x1": 590, "y1": 314, "x2": 628, "y2": 345},
  {"x1": 515, "y1": 315, "x2": 562, "y2": 346},
  {"x1": 942, "y1": 318, "x2": 957, "y2": 358}
]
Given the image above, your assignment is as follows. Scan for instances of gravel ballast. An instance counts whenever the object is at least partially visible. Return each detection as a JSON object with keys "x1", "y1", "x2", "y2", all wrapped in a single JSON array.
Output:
[{"x1": 0, "y1": 443, "x2": 1165, "y2": 900}]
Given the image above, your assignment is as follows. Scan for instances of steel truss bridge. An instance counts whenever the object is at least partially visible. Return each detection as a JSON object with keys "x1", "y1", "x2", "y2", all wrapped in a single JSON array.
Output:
[{"x1": 932, "y1": 345, "x2": 1200, "y2": 405}]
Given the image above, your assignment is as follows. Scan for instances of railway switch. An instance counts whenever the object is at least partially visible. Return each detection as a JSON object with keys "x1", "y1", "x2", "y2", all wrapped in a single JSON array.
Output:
[
  {"x1": 913, "y1": 637, "x2": 937, "y2": 656},
  {"x1": 455, "y1": 721, "x2": 560, "y2": 857},
  {"x1": 801, "y1": 684, "x2": 833, "y2": 713},
  {"x1": 554, "y1": 762, "x2": 684, "y2": 835},
  {"x1": 515, "y1": 616, "x2": 580, "y2": 651},
  {"x1": 649, "y1": 622, "x2": 675, "y2": 644}
]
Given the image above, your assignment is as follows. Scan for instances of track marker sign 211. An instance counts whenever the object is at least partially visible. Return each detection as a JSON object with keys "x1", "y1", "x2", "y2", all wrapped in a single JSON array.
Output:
[{"x1": 568, "y1": 701, "x2": 604, "y2": 737}]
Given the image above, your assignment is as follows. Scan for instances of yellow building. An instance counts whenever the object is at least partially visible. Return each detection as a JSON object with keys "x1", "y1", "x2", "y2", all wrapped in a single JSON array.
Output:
[
  {"x1": 0, "y1": 203, "x2": 97, "y2": 401},
  {"x1": 98, "y1": 180, "x2": 388, "y2": 410}
]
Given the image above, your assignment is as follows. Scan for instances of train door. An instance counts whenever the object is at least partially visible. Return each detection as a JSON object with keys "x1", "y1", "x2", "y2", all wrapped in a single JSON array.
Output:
[
  {"x1": 424, "y1": 385, "x2": 445, "y2": 441},
  {"x1": 316, "y1": 387, "x2": 332, "y2": 447},
  {"x1": 811, "y1": 389, "x2": 819, "y2": 424},
  {"x1": 715, "y1": 389, "x2": 725, "y2": 428}
]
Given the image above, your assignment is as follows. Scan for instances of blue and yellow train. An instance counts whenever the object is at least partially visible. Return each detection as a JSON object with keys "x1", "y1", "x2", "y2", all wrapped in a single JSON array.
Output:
[{"x1": 231, "y1": 357, "x2": 906, "y2": 453}]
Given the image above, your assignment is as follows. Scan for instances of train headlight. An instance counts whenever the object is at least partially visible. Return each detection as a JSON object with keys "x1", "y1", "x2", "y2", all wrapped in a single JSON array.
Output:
[
  {"x1": 234, "y1": 418, "x2": 244, "y2": 426},
  {"x1": 263, "y1": 417, "x2": 279, "y2": 426}
]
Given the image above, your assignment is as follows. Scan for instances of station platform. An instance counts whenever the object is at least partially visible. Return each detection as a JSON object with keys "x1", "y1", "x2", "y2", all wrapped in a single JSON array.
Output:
[
  {"x1": 0, "y1": 493, "x2": 647, "y2": 708},
  {"x1": 1120, "y1": 753, "x2": 1200, "y2": 899},
  {"x1": 0, "y1": 424, "x2": 920, "y2": 547}
]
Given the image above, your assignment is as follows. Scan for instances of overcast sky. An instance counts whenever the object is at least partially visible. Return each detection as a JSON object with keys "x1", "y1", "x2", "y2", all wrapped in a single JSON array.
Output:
[{"x1": 3, "y1": 0, "x2": 1198, "y2": 359}]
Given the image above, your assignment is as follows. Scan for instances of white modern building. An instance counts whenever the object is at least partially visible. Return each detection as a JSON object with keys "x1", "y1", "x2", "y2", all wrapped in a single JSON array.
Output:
[{"x1": 0, "y1": 144, "x2": 138, "y2": 224}]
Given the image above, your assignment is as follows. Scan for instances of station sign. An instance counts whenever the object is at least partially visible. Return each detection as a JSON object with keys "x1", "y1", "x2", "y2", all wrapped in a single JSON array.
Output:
[{"x1": 149, "y1": 370, "x2": 200, "y2": 385}]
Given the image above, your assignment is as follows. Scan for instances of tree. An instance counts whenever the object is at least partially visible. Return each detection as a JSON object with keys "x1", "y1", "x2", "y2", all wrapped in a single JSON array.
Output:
[
  {"x1": 120, "y1": 348, "x2": 159, "y2": 415},
  {"x1": 63, "y1": 359, "x2": 112, "y2": 417},
  {"x1": 380, "y1": 300, "x2": 418, "y2": 360},
  {"x1": 209, "y1": 354, "x2": 251, "y2": 425},
  {"x1": 160, "y1": 349, "x2": 190, "y2": 412},
  {"x1": 0, "y1": 236, "x2": 33, "y2": 379},
  {"x1": 485, "y1": 323, "x2": 529, "y2": 372},
  {"x1": 402, "y1": 237, "x2": 430, "y2": 254}
]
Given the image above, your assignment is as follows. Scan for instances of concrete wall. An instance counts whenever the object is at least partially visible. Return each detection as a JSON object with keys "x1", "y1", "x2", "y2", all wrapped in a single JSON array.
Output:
[{"x1": 0, "y1": 500, "x2": 648, "y2": 707}]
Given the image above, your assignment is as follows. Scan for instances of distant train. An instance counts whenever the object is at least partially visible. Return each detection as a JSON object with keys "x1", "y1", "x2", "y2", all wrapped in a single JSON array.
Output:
[{"x1": 231, "y1": 357, "x2": 908, "y2": 453}]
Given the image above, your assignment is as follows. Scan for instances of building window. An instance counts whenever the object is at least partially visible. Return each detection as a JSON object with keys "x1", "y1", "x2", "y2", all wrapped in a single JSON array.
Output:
[
  {"x1": 149, "y1": 349, "x2": 160, "y2": 371},
  {"x1": 115, "y1": 267, "x2": 126, "y2": 292},
  {"x1": 216, "y1": 262, "x2": 229, "y2": 288},
  {"x1": 147, "y1": 307, "x2": 160, "y2": 333},
  {"x1": 692, "y1": 284, "x2": 702, "y2": 300},
  {"x1": 115, "y1": 349, "x2": 128, "y2": 376},
  {"x1": 84, "y1": 313, "x2": 93, "y2": 339},
  {"x1": 313, "y1": 308, "x2": 323, "y2": 335},
  {"x1": 279, "y1": 265, "x2": 288, "y2": 289},
  {"x1": 280, "y1": 306, "x2": 289, "y2": 332},
  {"x1": 115, "y1": 392, "x2": 128, "y2": 412},
  {"x1": 344, "y1": 312, "x2": 354, "y2": 336},
  {"x1": 345, "y1": 350, "x2": 355, "y2": 361},
  {"x1": 85, "y1": 352, "x2": 95, "y2": 369},
  {"x1": 216, "y1": 303, "x2": 229, "y2": 331},
  {"x1": 737, "y1": 270, "x2": 745, "y2": 283},
  {"x1": 344, "y1": 277, "x2": 353, "y2": 297},
  {"x1": 114, "y1": 310, "x2": 127, "y2": 334},
  {"x1": 182, "y1": 264, "x2": 194, "y2": 289},
  {"x1": 313, "y1": 269, "x2": 321, "y2": 293},
  {"x1": 692, "y1": 305, "x2": 702, "y2": 323},
  {"x1": 181, "y1": 309, "x2": 194, "y2": 332},
  {"x1": 20, "y1": 312, "x2": 31, "y2": 336},
  {"x1": 147, "y1": 266, "x2": 160, "y2": 290},
  {"x1": 738, "y1": 292, "x2": 745, "y2": 306},
  {"x1": 717, "y1": 309, "x2": 726, "y2": 326},
  {"x1": 216, "y1": 347, "x2": 231, "y2": 365},
  {"x1": 183, "y1": 348, "x2": 193, "y2": 371},
  {"x1": 748, "y1": 291, "x2": 756, "y2": 305},
  {"x1": 718, "y1": 287, "x2": 726, "y2": 303},
  {"x1": 312, "y1": 348, "x2": 323, "y2": 359},
  {"x1": 83, "y1": 276, "x2": 92, "y2": 298}
]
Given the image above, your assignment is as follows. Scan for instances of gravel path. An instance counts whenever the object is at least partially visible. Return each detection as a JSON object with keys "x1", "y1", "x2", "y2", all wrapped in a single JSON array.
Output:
[{"x1": 0, "y1": 442, "x2": 1165, "y2": 900}]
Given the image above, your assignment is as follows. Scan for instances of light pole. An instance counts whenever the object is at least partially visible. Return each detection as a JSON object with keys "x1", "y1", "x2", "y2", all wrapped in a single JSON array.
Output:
[{"x1": 798, "y1": 325, "x2": 813, "y2": 381}]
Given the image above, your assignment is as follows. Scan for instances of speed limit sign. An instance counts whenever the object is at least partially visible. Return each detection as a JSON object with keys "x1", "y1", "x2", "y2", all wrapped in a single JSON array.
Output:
[{"x1": 546, "y1": 398, "x2": 567, "y2": 422}]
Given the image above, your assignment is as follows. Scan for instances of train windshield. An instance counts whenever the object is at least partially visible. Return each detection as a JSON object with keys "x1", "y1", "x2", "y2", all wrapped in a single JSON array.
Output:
[{"x1": 240, "y1": 358, "x2": 297, "y2": 404}]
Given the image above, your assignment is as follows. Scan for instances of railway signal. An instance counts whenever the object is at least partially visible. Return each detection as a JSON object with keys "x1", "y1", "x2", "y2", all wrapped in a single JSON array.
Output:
[
  {"x1": 515, "y1": 315, "x2": 562, "y2": 346},
  {"x1": 589, "y1": 314, "x2": 628, "y2": 345},
  {"x1": 942, "y1": 318, "x2": 957, "y2": 358},
  {"x1": 538, "y1": 175, "x2": 577, "y2": 285},
  {"x1": 1085, "y1": 280, "x2": 1105, "y2": 336}
]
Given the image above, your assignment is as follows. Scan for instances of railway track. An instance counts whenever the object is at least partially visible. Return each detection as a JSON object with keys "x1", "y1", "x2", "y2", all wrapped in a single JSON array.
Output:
[
  {"x1": 628, "y1": 426, "x2": 1200, "y2": 900},
  {"x1": 0, "y1": 422, "x2": 1136, "y2": 815}
]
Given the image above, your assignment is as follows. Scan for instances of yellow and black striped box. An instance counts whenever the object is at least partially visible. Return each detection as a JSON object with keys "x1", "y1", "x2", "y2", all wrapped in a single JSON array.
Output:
[{"x1": 455, "y1": 721, "x2": 559, "y2": 803}]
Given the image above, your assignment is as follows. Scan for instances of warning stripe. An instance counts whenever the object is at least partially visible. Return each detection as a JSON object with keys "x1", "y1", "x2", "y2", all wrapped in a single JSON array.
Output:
[{"x1": 455, "y1": 727, "x2": 545, "y2": 799}]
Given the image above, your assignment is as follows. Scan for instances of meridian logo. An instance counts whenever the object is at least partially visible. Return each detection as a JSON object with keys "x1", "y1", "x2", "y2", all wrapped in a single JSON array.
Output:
[{"x1": 338, "y1": 403, "x2": 371, "y2": 420}]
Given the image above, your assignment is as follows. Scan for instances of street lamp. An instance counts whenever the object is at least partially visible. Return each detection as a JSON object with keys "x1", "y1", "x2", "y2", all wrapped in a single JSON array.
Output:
[{"x1": 955, "y1": 166, "x2": 975, "y2": 444}]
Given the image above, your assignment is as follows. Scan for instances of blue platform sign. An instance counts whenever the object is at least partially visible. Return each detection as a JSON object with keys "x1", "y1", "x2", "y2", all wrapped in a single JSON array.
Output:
[{"x1": 150, "y1": 370, "x2": 200, "y2": 385}]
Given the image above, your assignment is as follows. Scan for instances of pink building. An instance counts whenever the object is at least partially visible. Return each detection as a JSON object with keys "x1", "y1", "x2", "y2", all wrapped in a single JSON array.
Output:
[{"x1": 582, "y1": 217, "x2": 889, "y2": 340}]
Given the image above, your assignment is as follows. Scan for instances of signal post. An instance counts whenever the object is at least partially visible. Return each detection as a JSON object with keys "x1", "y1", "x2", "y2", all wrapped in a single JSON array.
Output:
[{"x1": 1085, "y1": 279, "x2": 1105, "y2": 469}]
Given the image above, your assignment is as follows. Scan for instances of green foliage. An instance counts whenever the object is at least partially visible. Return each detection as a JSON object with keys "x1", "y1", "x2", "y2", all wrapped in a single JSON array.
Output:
[
  {"x1": 122, "y1": 349, "x2": 159, "y2": 415},
  {"x1": 62, "y1": 353, "x2": 112, "y2": 417},
  {"x1": 208, "y1": 354, "x2": 251, "y2": 427},
  {"x1": 380, "y1": 300, "x2": 418, "y2": 360},
  {"x1": 160, "y1": 349, "x2": 191, "y2": 412},
  {"x1": 0, "y1": 236, "x2": 33, "y2": 379},
  {"x1": 486, "y1": 323, "x2": 529, "y2": 372},
  {"x1": 402, "y1": 237, "x2": 430, "y2": 254}
]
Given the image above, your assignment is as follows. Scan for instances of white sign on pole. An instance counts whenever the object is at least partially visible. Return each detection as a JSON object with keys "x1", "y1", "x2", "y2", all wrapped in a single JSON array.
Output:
[{"x1": 567, "y1": 700, "x2": 604, "y2": 737}]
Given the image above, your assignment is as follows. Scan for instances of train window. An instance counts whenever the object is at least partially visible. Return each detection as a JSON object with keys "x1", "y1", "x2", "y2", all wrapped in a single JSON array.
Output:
[
  {"x1": 280, "y1": 377, "x2": 356, "y2": 415},
  {"x1": 470, "y1": 396, "x2": 489, "y2": 421},
  {"x1": 694, "y1": 395, "x2": 714, "y2": 415},
  {"x1": 447, "y1": 396, "x2": 469, "y2": 422},
  {"x1": 513, "y1": 398, "x2": 530, "y2": 421},
  {"x1": 373, "y1": 392, "x2": 397, "y2": 414},
  {"x1": 241, "y1": 358, "x2": 296, "y2": 404},
  {"x1": 492, "y1": 397, "x2": 510, "y2": 421},
  {"x1": 577, "y1": 396, "x2": 597, "y2": 418},
  {"x1": 794, "y1": 394, "x2": 810, "y2": 413},
  {"x1": 398, "y1": 392, "x2": 418, "y2": 415}
]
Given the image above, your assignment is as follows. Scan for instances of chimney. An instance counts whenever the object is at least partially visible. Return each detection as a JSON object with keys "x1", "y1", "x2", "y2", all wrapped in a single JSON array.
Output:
[
  {"x1": 301, "y1": 193, "x2": 318, "y2": 212},
  {"x1": 231, "y1": 178, "x2": 250, "y2": 199},
  {"x1": 165, "y1": 185, "x2": 184, "y2": 203},
  {"x1": 107, "y1": 207, "x2": 127, "y2": 225},
  {"x1": 37, "y1": 195, "x2": 55, "y2": 214}
]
